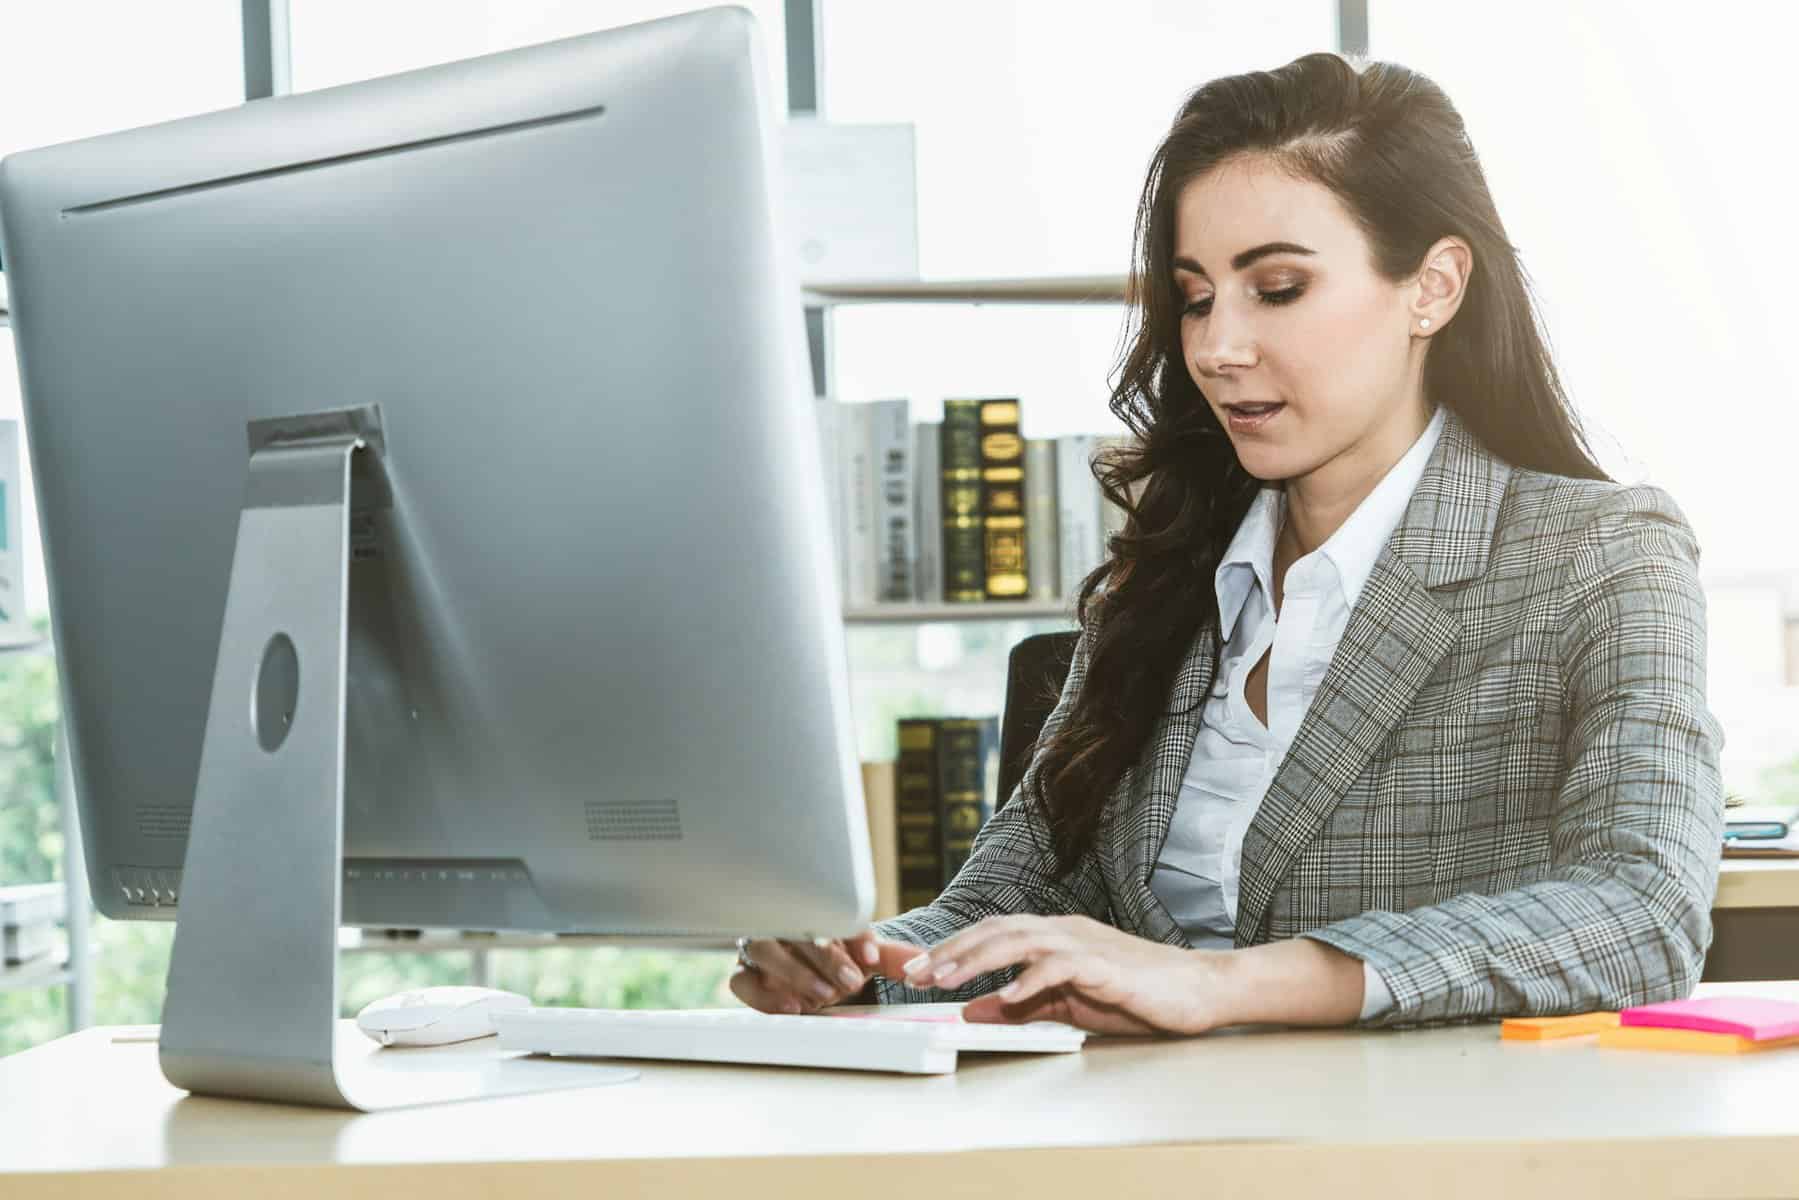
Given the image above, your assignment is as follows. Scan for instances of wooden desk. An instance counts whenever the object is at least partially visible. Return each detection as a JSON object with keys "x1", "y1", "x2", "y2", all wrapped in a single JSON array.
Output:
[
  {"x1": 5, "y1": 981, "x2": 1799, "y2": 1199},
  {"x1": 1708, "y1": 859, "x2": 1799, "y2": 981}
]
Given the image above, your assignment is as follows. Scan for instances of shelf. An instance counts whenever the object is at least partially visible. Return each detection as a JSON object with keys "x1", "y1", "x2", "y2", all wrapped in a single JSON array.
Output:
[
  {"x1": 843, "y1": 601, "x2": 1076, "y2": 624},
  {"x1": 801, "y1": 274, "x2": 1130, "y2": 306},
  {"x1": 0, "y1": 956, "x2": 71, "y2": 994},
  {"x1": 1716, "y1": 857, "x2": 1799, "y2": 909}
]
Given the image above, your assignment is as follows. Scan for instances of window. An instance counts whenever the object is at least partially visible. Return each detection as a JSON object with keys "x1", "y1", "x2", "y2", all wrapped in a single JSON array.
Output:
[
  {"x1": 0, "y1": 1, "x2": 242, "y2": 162},
  {"x1": 1371, "y1": 0, "x2": 1799, "y2": 802}
]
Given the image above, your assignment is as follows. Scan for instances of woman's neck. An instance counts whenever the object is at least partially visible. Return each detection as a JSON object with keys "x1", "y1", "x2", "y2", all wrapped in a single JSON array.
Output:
[{"x1": 1280, "y1": 399, "x2": 1433, "y2": 556}]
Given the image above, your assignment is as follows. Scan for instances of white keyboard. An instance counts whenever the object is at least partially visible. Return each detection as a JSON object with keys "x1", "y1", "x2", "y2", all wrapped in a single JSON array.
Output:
[{"x1": 492, "y1": 1004, "x2": 1087, "y2": 1075}]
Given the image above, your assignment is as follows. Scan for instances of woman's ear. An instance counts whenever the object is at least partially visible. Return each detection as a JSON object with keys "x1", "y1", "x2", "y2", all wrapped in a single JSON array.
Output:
[{"x1": 1410, "y1": 236, "x2": 1473, "y2": 336}]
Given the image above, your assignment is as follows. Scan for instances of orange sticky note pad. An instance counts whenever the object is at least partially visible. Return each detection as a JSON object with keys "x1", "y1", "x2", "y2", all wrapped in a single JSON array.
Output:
[
  {"x1": 1598, "y1": 1025, "x2": 1799, "y2": 1055},
  {"x1": 1500, "y1": 1012, "x2": 1620, "y2": 1041}
]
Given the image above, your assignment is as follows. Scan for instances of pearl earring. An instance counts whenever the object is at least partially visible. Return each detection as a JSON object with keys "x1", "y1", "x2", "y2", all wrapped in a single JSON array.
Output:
[{"x1": 1418, "y1": 318, "x2": 1432, "y2": 330}]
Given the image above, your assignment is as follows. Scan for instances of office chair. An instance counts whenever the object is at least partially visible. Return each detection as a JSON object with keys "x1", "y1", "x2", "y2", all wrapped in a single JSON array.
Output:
[{"x1": 996, "y1": 630, "x2": 1079, "y2": 810}]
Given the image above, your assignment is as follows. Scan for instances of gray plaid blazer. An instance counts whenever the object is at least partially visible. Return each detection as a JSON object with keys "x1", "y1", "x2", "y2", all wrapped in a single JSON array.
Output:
[{"x1": 873, "y1": 406, "x2": 1726, "y2": 1027}]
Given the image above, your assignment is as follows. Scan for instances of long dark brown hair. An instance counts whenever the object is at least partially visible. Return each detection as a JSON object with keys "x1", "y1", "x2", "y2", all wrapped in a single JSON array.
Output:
[{"x1": 1026, "y1": 52, "x2": 1611, "y2": 878}]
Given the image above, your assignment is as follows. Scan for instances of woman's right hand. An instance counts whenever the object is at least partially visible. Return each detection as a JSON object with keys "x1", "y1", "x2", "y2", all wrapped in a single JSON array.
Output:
[{"x1": 729, "y1": 931, "x2": 922, "y2": 1013}]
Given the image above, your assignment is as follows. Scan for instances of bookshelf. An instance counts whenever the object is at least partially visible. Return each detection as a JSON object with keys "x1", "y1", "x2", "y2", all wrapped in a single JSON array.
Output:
[
  {"x1": 803, "y1": 274, "x2": 1129, "y2": 306},
  {"x1": 844, "y1": 600, "x2": 1073, "y2": 624},
  {"x1": 808, "y1": 272, "x2": 1131, "y2": 627}
]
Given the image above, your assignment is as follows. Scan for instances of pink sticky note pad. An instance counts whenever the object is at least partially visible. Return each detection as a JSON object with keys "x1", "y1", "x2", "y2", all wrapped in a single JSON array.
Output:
[{"x1": 1619, "y1": 997, "x2": 1799, "y2": 1041}]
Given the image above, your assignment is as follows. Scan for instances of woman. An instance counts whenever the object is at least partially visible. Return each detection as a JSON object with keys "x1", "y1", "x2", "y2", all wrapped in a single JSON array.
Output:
[{"x1": 732, "y1": 52, "x2": 1725, "y2": 1032}]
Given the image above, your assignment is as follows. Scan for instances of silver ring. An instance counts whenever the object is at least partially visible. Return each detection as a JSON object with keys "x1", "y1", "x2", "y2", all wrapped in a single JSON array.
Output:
[{"x1": 735, "y1": 936, "x2": 758, "y2": 972}]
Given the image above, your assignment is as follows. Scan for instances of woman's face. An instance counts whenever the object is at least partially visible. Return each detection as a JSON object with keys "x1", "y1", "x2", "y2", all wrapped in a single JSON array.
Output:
[{"x1": 1172, "y1": 155, "x2": 1426, "y2": 488}]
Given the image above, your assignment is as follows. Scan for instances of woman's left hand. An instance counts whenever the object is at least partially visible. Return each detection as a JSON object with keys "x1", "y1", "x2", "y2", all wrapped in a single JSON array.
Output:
[{"x1": 898, "y1": 914, "x2": 1236, "y2": 1036}]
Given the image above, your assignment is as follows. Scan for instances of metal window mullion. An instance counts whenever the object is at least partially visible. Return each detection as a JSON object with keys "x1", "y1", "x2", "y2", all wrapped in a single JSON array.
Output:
[
  {"x1": 785, "y1": 0, "x2": 833, "y2": 397},
  {"x1": 1337, "y1": 0, "x2": 1369, "y2": 56},
  {"x1": 243, "y1": 0, "x2": 292, "y2": 100}
]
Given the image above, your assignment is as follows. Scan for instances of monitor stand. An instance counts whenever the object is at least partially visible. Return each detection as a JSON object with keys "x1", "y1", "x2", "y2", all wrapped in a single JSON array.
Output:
[{"x1": 156, "y1": 406, "x2": 636, "y2": 1110}]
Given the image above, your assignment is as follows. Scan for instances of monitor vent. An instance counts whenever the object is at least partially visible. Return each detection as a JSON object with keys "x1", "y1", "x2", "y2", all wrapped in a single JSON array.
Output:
[
  {"x1": 585, "y1": 798, "x2": 682, "y2": 842},
  {"x1": 137, "y1": 805, "x2": 190, "y2": 840}
]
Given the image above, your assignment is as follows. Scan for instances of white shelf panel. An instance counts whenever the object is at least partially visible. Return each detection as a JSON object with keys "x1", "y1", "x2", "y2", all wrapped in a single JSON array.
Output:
[
  {"x1": 802, "y1": 274, "x2": 1130, "y2": 306},
  {"x1": 843, "y1": 602, "x2": 1076, "y2": 624}
]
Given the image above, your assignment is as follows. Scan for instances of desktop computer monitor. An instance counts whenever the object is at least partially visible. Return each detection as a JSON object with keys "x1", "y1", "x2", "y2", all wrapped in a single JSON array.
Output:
[{"x1": 0, "y1": 6, "x2": 872, "y2": 1106}]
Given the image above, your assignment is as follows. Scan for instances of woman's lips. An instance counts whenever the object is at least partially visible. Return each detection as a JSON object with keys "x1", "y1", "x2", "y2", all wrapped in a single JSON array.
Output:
[{"x1": 1224, "y1": 402, "x2": 1285, "y2": 432}]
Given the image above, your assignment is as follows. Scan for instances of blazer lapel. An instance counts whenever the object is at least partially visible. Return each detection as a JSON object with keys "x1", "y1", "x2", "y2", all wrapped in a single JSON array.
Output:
[
  {"x1": 1231, "y1": 408, "x2": 1510, "y2": 943},
  {"x1": 1103, "y1": 615, "x2": 1217, "y2": 946}
]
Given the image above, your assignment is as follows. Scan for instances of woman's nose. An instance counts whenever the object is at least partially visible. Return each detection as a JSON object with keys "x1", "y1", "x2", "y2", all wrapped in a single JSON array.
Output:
[{"x1": 1189, "y1": 294, "x2": 1259, "y2": 376}]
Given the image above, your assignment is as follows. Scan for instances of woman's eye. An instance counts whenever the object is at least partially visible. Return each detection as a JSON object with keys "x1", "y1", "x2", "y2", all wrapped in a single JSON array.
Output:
[{"x1": 1180, "y1": 285, "x2": 1303, "y2": 319}]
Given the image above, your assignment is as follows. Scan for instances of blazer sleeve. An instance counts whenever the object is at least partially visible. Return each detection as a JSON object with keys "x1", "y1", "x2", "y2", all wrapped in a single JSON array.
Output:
[
  {"x1": 1300, "y1": 484, "x2": 1727, "y2": 1026},
  {"x1": 869, "y1": 616, "x2": 1112, "y2": 1003}
]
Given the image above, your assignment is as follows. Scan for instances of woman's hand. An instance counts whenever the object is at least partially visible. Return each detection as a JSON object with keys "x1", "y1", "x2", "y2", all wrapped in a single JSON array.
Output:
[
  {"x1": 898, "y1": 914, "x2": 1238, "y2": 1035},
  {"x1": 729, "y1": 931, "x2": 921, "y2": 1014}
]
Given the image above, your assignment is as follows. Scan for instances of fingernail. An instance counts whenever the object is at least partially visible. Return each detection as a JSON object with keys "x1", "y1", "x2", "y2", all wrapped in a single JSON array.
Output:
[
  {"x1": 931, "y1": 960, "x2": 958, "y2": 982},
  {"x1": 812, "y1": 981, "x2": 834, "y2": 1002},
  {"x1": 838, "y1": 966, "x2": 863, "y2": 990},
  {"x1": 862, "y1": 942, "x2": 879, "y2": 966},
  {"x1": 903, "y1": 954, "x2": 930, "y2": 977}
]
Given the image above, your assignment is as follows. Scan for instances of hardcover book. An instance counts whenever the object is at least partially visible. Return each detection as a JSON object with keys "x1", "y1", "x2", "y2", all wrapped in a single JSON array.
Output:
[
  {"x1": 978, "y1": 398, "x2": 1028, "y2": 599},
  {"x1": 940, "y1": 400, "x2": 986, "y2": 603},
  {"x1": 895, "y1": 718, "x2": 945, "y2": 911}
]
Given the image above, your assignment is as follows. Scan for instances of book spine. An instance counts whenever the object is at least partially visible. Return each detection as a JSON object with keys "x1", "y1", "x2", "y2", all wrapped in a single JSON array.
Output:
[
  {"x1": 895, "y1": 719, "x2": 943, "y2": 911},
  {"x1": 840, "y1": 402, "x2": 877, "y2": 608},
  {"x1": 1057, "y1": 434, "x2": 1100, "y2": 601},
  {"x1": 978, "y1": 398, "x2": 1028, "y2": 599},
  {"x1": 1096, "y1": 433, "x2": 1133, "y2": 561},
  {"x1": 935, "y1": 716, "x2": 1000, "y2": 890},
  {"x1": 913, "y1": 421, "x2": 942, "y2": 603},
  {"x1": 871, "y1": 398, "x2": 915, "y2": 603},
  {"x1": 1024, "y1": 438, "x2": 1059, "y2": 603},
  {"x1": 940, "y1": 401, "x2": 986, "y2": 603}
]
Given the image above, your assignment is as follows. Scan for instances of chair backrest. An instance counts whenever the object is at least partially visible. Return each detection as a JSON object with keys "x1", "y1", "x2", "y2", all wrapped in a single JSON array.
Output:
[{"x1": 996, "y1": 630, "x2": 1079, "y2": 809}]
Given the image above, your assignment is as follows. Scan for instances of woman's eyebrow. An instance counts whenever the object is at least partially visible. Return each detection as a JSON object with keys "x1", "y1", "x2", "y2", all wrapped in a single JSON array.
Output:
[{"x1": 1171, "y1": 241, "x2": 1317, "y2": 277}]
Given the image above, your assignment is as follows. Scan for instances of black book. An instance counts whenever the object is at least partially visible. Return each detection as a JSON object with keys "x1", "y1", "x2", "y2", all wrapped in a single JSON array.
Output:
[
  {"x1": 940, "y1": 399, "x2": 987, "y2": 603},
  {"x1": 895, "y1": 718, "x2": 945, "y2": 911},
  {"x1": 935, "y1": 716, "x2": 1000, "y2": 891}
]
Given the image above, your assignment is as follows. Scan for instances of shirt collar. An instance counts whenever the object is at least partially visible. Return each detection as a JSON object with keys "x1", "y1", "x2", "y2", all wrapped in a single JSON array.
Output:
[
  {"x1": 1320, "y1": 402, "x2": 1446, "y2": 607},
  {"x1": 1214, "y1": 487, "x2": 1281, "y2": 643},
  {"x1": 1212, "y1": 404, "x2": 1446, "y2": 638}
]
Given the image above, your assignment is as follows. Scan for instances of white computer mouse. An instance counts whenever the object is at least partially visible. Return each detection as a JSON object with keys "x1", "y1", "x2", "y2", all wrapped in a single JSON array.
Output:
[{"x1": 354, "y1": 985, "x2": 531, "y2": 1047}]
